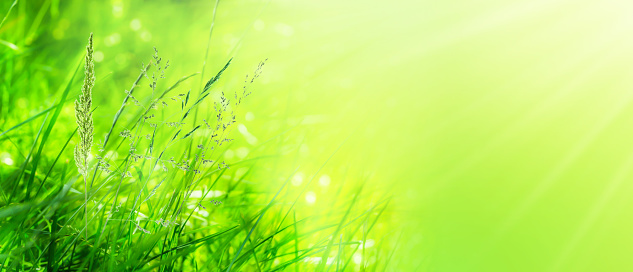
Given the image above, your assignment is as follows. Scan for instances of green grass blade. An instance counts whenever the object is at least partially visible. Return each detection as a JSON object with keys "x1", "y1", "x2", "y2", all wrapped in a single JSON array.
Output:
[
  {"x1": 225, "y1": 168, "x2": 297, "y2": 272},
  {"x1": 24, "y1": 53, "x2": 83, "y2": 200},
  {"x1": 0, "y1": 0, "x2": 17, "y2": 30}
]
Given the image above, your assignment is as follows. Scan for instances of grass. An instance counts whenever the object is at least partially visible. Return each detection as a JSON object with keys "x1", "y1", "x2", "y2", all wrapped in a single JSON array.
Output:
[
  {"x1": 74, "y1": 32, "x2": 95, "y2": 240},
  {"x1": 0, "y1": 1, "x2": 400, "y2": 271}
]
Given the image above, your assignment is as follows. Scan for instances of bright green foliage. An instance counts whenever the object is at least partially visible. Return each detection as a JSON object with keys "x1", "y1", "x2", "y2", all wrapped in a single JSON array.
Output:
[{"x1": 0, "y1": 1, "x2": 396, "y2": 271}]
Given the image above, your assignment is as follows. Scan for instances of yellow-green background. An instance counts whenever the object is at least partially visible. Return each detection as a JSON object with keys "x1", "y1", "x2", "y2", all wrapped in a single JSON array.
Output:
[{"x1": 4, "y1": 0, "x2": 633, "y2": 270}]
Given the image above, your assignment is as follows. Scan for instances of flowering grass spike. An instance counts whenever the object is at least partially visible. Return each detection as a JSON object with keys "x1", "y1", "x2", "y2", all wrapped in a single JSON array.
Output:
[{"x1": 74, "y1": 33, "x2": 95, "y2": 238}]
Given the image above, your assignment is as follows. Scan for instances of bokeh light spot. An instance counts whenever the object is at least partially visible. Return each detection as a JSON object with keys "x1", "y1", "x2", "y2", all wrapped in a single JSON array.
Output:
[
  {"x1": 238, "y1": 124, "x2": 258, "y2": 145},
  {"x1": 112, "y1": 2, "x2": 123, "y2": 17},
  {"x1": 275, "y1": 23, "x2": 294, "y2": 37},
  {"x1": 361, "y1": 239, "x2": 375, "y2": 249},
  {"x1": 1, "y1": 153, "x2": 13, "y2": 166},
  {"x1": 224, "y1": 149, "x2": 235, "y2": 160},
  {"x1": 353, "y1": 253, "x2": 362, "y2": 264},
  {"x1": 130, "y1": 19, "x2": 142, "y2": 31},
  {"x1": 105, "y1": 33, "x2": 121, "y2": 46},
  {"x1": 94, "y1": 51, "x2": 104, "y2": 62},
  {"x1": 236, "y1": 147, "x2": 249, "y2": 159},
  {"x1": 253, "y1": 19, "x2": 265, "y2": 31},
  {"x1": 292, "y1": 172, "x2": 304, "y2": 187},
  {"x1": 245, "y1": 112, "x2": 254, "y2": 121},
  {"x1": 300, "y1": 144, "x2": 309, "y2": 156},
  {"x1": 140, "y1": 31, "x2": 152, "y2": 42},
  {"x1": 318, "y1": 174, "x2": 331, "y2": 187},
  {"x1": 305, "y1": 191, "x2": 316, "y2": 204}
]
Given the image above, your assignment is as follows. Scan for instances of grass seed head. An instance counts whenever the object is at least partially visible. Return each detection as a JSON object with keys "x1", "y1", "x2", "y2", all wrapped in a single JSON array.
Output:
[{"x1": 74, "y1": 33, "x2": 95, "y2": 177}]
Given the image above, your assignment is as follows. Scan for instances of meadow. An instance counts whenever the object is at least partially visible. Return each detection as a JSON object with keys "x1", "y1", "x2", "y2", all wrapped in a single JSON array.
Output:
[
  {"x1": 0, "y1": 0, "x2": 403, "y2": 271},
  {"x1": 8, "y1": 0, "x2": 633, "y2": 271}
]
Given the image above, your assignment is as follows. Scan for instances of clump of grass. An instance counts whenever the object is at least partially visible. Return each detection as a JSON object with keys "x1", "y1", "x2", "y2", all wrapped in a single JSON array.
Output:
[
  {"x1": 0, "y1": 5, "x2": 398, "y2": 270},
  {"x1": 74, "y1": 33, "x2": 95, "y2": 239}
]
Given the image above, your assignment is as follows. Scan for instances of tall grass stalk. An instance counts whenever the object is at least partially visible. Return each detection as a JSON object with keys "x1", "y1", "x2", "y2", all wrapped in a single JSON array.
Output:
[{"x1": 74, "y1": 33, "x2": 95, "y2": 239}]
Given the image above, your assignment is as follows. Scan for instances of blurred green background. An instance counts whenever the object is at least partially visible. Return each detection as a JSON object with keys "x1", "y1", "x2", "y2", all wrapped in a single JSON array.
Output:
[{"x1": 4, "y1": 0, "x2": 633, "y2": 271}]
